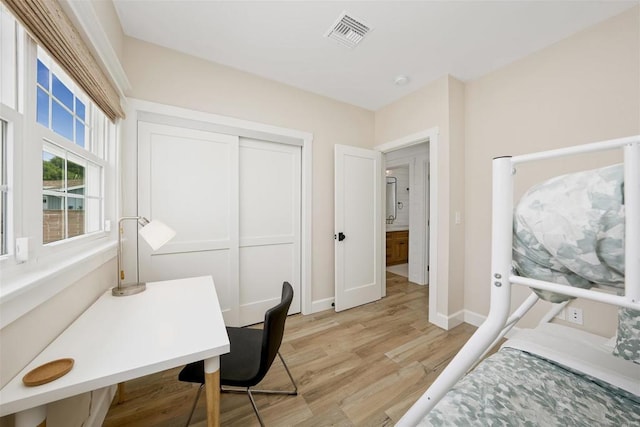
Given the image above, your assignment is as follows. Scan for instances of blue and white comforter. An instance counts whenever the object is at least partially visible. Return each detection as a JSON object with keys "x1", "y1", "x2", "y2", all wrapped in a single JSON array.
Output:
[
  {"x1": 512, "y1": 164, "x2": 624, "y2": 302},
  {"x1": 420, "y1": 348, "x2": 640, "y2": 426}
]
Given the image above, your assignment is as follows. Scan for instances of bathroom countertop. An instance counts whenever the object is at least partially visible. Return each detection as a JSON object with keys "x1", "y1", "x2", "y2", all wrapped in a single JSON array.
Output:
[{"x1": 386, "y1": 225, "x2": 409, "y2": 232}]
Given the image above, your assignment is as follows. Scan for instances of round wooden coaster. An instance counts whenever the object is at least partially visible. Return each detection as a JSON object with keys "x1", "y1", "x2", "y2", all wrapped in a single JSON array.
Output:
[{"x1": 22, "y1": 358, "x2": 74, "y2": 387}]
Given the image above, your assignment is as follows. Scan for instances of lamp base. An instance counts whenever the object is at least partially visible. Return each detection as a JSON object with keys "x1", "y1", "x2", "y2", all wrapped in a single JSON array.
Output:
[{"x1": 112, "y1": 283, "x2": 146, "y2": 296}]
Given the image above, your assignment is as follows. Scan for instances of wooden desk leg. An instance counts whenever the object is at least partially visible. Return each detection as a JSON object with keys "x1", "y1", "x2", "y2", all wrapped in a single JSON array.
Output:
[
  {"x1": 117, "y1": 382, "x2": 126, "y2": 403},
  {"x1": 15, "y1": 405, "x2": 46, "y2": 427},
  {"x1": 204, "y1": 356, "x2": 221, "y2": 427}
]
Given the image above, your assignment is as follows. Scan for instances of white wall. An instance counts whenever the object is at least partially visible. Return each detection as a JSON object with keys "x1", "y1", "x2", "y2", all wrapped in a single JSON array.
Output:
[
  {"x1": 375, "y1": 76, "x2": 465, "y2": 323},
  {"x1": 0, "y1": 261, "x2": 115, "y2": 427},
  {"x1": 463, "y1": 6, "x2": 639, "y2": 335}
]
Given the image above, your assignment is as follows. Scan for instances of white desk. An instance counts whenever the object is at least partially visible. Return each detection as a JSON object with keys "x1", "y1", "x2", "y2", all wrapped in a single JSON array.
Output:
[{"x1": 0, "y1": 276, "x2": 230, "y2": 426}]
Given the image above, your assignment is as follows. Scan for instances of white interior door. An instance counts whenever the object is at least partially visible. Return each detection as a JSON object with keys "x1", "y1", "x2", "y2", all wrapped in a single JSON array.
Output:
[
  {"x1": 239, "y1": 138, "x2": 301, "y2": 325},
  {"x1": 137, "y1": 122, "x2": 301, "y2": 326},
  {"x1": 334, "y1": 144, "x2": 383, "y2": 311}
]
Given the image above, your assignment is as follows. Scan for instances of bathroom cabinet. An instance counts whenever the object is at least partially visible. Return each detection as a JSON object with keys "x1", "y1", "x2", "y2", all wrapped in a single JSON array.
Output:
[{"x1": 386, "y1": 230, "x2": 409, "y2": 265}]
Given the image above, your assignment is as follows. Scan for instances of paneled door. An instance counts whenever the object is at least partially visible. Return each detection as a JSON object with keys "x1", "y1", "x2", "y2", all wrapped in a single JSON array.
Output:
[
  {"x1": 334, "y1": 144, "x2": 383, "y2": 311},
  {"x1": 137, "y1": 122, "x2": 301, "y2": 326},
  {"x1": 239, "y1": 138, "x2": 301, "y2": 324}
]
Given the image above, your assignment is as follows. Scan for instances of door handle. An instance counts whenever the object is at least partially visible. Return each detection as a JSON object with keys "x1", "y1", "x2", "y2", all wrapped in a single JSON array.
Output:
[{"x1": 335, "y1": 232, "x2": 346, "y2": 241}]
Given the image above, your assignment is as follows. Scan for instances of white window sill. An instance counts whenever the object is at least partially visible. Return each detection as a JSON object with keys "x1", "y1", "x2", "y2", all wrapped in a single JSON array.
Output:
[{"x1": 0, "y1": 239, "x2": 117, "y2": 328}]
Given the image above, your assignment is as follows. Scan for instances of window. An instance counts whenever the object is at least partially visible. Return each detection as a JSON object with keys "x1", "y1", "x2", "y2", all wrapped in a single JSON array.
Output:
[
  {"x1": 0, "y1": 2, "x2": 119, "y2": 325},
  {"x1": 36, "y1": 50, "x2": 88, "y2": 148},
  {"x1": 34, "y1": 48, "x2": 109, "y2": 245},
  {"x1": 42, "y1": 144, "x2": 103, "y2": 244},
  {"x1": 1, "y1": 4, "x2": 19, "y2": 111},
  {"x1": 1, "y1": 3, "x2": 19, "y2": 258},
  {"x1": 1, "y1": 3, "x2": 115, "y2": 265}
]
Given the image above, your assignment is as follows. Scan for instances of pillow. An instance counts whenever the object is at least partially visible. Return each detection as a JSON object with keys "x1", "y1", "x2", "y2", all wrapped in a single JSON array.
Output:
[{"x1": 613, "y1": 308, "x2": 640, "y2": 364}]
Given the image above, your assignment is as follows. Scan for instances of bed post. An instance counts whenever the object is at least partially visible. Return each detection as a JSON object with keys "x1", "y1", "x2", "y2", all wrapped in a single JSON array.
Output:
[
  {"x1": 624, "y1": 142, "x2": 640, "y2": 303},
  {"x1": 397, "y1": 157, "x2": 515, "y2": 426}
]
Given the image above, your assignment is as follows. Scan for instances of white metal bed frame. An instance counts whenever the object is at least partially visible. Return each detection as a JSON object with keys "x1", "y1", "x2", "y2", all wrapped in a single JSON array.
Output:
[{"x1": 398, "y1": 135, "x2": 640, "y2": 426}]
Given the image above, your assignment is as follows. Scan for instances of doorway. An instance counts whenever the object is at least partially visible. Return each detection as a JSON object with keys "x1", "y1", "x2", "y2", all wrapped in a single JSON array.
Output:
[
  {"x1": 383, "y1": 144, "x2": 429, "y2": 285},
  {"x1": 385, "y1": 164, "x2": 410, "y2": 278},
  {"x1": 375, "y1": 127, "x2": 440, "y2": 327}
]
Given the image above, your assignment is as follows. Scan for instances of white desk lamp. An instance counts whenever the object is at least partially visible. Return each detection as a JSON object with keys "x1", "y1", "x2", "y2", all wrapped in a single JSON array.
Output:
[{"x1": 112, "y1": 216, "x2": 176, "y2": 296}]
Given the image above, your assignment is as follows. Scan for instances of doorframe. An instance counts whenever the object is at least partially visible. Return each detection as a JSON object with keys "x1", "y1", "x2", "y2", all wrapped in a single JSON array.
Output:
[
  {"x1": 121, "y1": 98, "x2": 314, "y2": 315},
  {"x1": 374, "y1": 127, "x2": 442, "y2": 328}
]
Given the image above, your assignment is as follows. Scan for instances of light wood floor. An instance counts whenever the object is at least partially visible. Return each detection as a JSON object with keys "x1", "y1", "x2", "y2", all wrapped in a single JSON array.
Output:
[{"x1": 103, "y1": 273, "x2": 477, "y2": 426}]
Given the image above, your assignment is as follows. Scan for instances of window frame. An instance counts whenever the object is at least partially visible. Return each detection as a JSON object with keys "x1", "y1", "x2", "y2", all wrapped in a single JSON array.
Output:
[
  {"x1": 36, "y1": 48, "x2": 91, "y2": 150},
  {"x1": 1, "y1": 120, "x2": 8, "y2": 256},
  {"x1": 0, "y1": 9, "x2": 118, "y2": 327},
  {"x1": 41, "y1": 139, "x2": 105, "y2": 245},
  {"x1": 27, "y1": 41, "x2": 110, "y2": 254}
]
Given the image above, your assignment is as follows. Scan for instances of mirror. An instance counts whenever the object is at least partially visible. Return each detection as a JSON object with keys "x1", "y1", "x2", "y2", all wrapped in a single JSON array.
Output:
[{"x1": 386, "y1": 176, "x2": 397, "y2": 223}]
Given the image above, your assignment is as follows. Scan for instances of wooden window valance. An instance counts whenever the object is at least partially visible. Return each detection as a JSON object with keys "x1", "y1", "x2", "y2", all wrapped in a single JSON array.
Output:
[{"x1": 2, "y1": 0, "x2": 125, "y2": 122}]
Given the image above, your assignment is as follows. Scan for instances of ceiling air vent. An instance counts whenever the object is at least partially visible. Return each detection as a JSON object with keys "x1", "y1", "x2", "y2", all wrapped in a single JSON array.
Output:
[{"x1": 325, "y1": 11, "x2": 371, "y2": 49}]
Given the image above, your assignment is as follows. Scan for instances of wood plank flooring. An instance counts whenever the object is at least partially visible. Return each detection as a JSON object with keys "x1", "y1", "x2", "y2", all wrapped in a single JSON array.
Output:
[{"x1": 103, "y1": 273, "x2": 477, "y2": 426}]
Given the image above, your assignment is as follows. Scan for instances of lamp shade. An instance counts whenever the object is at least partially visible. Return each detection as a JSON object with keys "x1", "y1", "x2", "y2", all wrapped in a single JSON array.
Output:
[{"x1": 138, "y1": 220, "x2": 176, "y2": 251}]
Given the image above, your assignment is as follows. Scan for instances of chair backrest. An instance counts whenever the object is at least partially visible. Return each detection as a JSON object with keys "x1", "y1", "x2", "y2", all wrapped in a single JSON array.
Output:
[{"x1": 257, "y1": 281, "x2": 293, "y2": 380}]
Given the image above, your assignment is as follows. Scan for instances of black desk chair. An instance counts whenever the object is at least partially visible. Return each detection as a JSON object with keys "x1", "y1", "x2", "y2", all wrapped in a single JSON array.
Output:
[{"x1": 179, "y1": 281, "x2": 298, "y2": 426}]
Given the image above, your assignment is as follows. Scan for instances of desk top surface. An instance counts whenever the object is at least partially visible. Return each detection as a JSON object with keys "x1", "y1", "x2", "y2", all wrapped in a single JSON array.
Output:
[{"x1": 0, "y1": 276, "x2": 230, "y2": 416}]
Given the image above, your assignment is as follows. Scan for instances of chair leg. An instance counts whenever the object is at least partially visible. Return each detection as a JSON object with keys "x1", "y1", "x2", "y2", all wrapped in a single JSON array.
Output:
[
  {"x1": 218, "y1": 352, "x2": 297, "y2": 425},
  {"x1": 221, "y1": 352, "x2": 298, "y2": 396},
  {"x1": 247, "y1": 388, "x2": 266, "y2": 427},
  {"x1": 277, "y1": 351, "x2": 298, "y2": 395},
  {"x1": 185, "y1": 383, "x2": 204, "y2": 427}
]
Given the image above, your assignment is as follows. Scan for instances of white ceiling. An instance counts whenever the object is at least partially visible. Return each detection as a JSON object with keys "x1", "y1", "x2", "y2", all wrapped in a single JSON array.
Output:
[{"x1": 113, "y1": 1, "x2": 637, "y2": 111}]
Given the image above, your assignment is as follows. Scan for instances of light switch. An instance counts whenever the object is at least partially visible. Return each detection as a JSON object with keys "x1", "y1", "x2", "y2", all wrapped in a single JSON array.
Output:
[{"x1": 455, "y1": 211, "x2": 462, "y2": 225}]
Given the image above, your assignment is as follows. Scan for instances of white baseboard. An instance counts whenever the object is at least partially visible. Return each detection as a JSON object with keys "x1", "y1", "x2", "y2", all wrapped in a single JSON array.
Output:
[
  {"x1": 86, "y1": 385, "x2": 116, "y2": 427},
  {"x1": 447, "y1": 309, "x2": 465, "y2": 329},
  {"x1": 311, "y1": 297, "x2": 334, "y2": 313},
  {"x1": 463, "y1": 310, "x2": 487, "y2": 328},
  {"x1": 429, "y1": 309, "x2": 464, "y2": 330},
  {"x1": 429, "y1": 312, "x2": 448, "y2": 329},
  {"x1": 464, "y1": 309, "x2": 522, "y2": 339},
  {"x1": 429, "y1": 309, "x2": 521, "y2": 338}
]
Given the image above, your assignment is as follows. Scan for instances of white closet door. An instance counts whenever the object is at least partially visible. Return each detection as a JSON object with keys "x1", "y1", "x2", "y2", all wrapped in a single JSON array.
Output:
[
  {"x1": 137, "y1": 122, "x2": 240, "y2": 325},
  {"x1": 238, "y1": 138, "x2": 301, "y2": 325}
]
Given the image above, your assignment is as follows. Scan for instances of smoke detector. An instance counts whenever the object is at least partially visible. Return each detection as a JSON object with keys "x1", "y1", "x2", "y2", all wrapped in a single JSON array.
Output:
[{"x1": 325, "y1": 11, "x2": 372, "y2": 48}]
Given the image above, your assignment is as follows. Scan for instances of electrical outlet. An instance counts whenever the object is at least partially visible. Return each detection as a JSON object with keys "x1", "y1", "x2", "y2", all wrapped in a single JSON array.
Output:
[{"x1": 567, "y1": 307, "x2": 583, "y2": 325}]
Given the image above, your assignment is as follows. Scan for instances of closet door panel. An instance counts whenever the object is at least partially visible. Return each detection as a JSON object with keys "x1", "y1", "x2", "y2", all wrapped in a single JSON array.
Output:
[
  {"x1": 138, "y1": 122, "x2": 240, "y2": 324},
  {"x1": 146, "y1": 250, "x2": 235, "y2": 323},
  {"x1": 239, "y1": 145, "x2": 296, "y2": 238},
  {"x1": 138, "y1": 124, "x2": 302, "y2": 328},
  {"x1": 238, "y1": 138, "x2": 301, "y2": 325},
  {"x1": 147, "y1": 130, "x2": 233, "y2": 245},
  {"x1": 239, "y1": 244, "x2": 296, "y2": 323}
]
